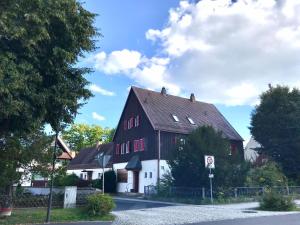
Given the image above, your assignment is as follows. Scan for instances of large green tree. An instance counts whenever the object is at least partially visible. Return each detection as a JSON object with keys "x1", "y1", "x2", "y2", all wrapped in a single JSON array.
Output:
[
  {"x1": 0, "y1": 130, "x2": 52, "y2": 193},
  {"x1": 0, "y1": 0, "x2": 98, "y2": 135},
  {"x1": 250, "y1": 85, "x2": 300, "y2": 181},
  {"x1": 168, "y1": 126, "x2": 248, "y2": 188},
  {"x1": 0, "y1": 0, "x2": 98, "y2": 194},
  {"x1": 62, "y1": 123, "x2": 114, "y2": 152}
]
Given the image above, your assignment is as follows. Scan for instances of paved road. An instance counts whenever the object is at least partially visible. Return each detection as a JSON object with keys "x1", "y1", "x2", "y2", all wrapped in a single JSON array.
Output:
[
  {"x1": 113, "y1": 197, "x2": 174, "y2": 211},
  {"x1": 45, "y1": 198, "x2": 300, "y2": 225},
  {"x1": 112, "y1": 198, "x2": 299, "y2": 225},
  {"x1": 189, "y1": 213, "x2": 300, "y2": 225}
]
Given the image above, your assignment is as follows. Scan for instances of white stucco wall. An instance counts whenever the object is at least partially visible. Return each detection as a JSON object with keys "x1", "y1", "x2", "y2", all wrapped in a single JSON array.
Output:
[
  {"x1": 67, "y1": 168, "x2": 111, "y2": 180},
  {"x1": 113, "y1": 160, "x2": 170, "y2": 194}
]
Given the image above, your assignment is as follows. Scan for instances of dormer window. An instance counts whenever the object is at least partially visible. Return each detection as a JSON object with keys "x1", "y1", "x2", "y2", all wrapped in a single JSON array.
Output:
[
  {"x1": 172, "y1": 114, "x2": 179, "y2": 122},
  {"x1": 187, "y1": 117, "x2": 195, "y2": 125}
]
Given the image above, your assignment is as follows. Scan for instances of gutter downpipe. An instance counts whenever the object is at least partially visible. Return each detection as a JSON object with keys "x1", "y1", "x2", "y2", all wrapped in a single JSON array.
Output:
[{"x1": 157, "y1": 130, "x2": 161, "y2": 187}]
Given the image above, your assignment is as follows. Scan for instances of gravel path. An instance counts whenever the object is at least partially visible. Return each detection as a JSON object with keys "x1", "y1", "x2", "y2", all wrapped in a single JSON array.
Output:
[{"x1": 112, "y1": 202, "x2": 299, "y2": 225}]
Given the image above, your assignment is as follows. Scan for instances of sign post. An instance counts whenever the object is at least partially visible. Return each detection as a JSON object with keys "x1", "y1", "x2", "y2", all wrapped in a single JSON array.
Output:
[
  {"x1": 95, "y1": 153, "x2": 111, "y2": 195},
  {"x1": 204, "y1": 155, "x2": 215, "y2": 204}
]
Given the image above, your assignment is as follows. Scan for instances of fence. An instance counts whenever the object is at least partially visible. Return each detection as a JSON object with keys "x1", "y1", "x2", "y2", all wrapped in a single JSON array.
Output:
[
  {"x1": 0, "y1": 187, "x2": 100, "y2": 208},
  {"x1": 144, "y1": 185, "x2": 300, "y2": 199}
]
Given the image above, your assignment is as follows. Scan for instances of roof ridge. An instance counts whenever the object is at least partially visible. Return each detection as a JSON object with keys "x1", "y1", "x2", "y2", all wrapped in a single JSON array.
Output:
[{"x1": 132, "y1": 86, "x2": 213, "y2": 105}]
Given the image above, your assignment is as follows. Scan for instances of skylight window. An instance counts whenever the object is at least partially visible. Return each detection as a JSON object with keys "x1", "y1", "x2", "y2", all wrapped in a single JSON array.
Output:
[
  {"x1": 187, "y1": 117, "x2": 195, "y2": 125},
  {"x1": 172, "y1": 114, "x2": 179, "y2": 122}
]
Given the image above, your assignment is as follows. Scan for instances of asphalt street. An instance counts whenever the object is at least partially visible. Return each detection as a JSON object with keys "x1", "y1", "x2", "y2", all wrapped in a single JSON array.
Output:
[
  {"x1": 113, "y1": 197, "x2": 174, "y2": 211},
  {"x1": 45, "y1": 198, "x2": 300, "y2": 225},
  {"x1": 189, "y1": 213, "x2": 300, "y2": 225}
]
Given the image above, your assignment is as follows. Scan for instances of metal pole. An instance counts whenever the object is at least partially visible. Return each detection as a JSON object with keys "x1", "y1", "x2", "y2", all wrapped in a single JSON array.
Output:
[
  {"x1": 46, "y1": 132, "x2": 58, "y2": 223},
  {"x1": 102, "y1": 156, "x2": 104, "y2": 195},
  {"x1": 209, "y1": 168, "x2": 213, "y2": 204}
]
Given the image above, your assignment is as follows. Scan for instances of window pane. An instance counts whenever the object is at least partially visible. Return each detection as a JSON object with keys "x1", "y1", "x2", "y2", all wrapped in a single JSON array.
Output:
[{"x1": 172, "y1": 114, "x2": 179, "y2": 122}]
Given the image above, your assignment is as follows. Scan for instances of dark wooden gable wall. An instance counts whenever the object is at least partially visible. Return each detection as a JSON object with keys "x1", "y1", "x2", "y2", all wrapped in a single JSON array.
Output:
[{"x1": 113, "y1": 89, "x2": 157, "y2": 164}]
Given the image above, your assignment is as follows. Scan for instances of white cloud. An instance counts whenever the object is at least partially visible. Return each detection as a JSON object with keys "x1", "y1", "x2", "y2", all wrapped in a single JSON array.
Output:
[
  {"x1": 92, "y1": 112, "x2": 106, "y2": 121},
  {"x1": 89, "y1": 84, "x2": 115, "y2": 96},
  {"x1": 92, "y1": 0, "x2": 300, "y2": 106},
  {"x1": 94, "y1": 49, "x2": 142, "y2": 74}
]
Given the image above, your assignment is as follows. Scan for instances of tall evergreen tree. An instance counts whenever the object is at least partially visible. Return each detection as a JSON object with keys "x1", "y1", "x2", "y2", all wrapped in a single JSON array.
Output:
[
  {"x1": 0, "y1": 0, "x2": 98, "y2": 135},
  {"x1": 250, "y1": 85, "x2": 300, "y2": 181},
  {"x1": 168, "y1": 126, "x2": 247, "y2": 188}
]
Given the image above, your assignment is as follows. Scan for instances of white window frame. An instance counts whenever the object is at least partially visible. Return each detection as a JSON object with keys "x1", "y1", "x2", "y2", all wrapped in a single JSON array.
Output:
[
  {"x1": 126, "y1": 141, "x2": 130, "y2": 153},
  {"x1": 172, "y1": 114, "x2": 179, "y2": 122},
  {"x1": 187, "y1": 117, "x2": 195, "y2": 125},
  {"x1": 121, "y1": 143, "x2": 125, "y2": 154}
]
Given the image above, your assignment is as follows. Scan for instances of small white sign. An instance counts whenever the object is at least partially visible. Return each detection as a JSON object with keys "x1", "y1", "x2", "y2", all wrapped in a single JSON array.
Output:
[
  {"x1": 205, "y1": 155, "x2": 215, "y2": 169},
  {"x1": 209, "y1": 174, "x2": 214, "y2": 179}
]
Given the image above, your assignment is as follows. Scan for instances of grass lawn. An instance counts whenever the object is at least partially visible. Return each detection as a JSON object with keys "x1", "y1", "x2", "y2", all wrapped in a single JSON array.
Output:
[{"x1": 0, "y1": 207, "x2": 114, "y2": 225}]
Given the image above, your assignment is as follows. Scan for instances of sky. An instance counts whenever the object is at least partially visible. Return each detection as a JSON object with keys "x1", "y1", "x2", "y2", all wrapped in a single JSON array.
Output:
[{"x1": 74, "y1": 0, "x2": 300, "y2": 144}]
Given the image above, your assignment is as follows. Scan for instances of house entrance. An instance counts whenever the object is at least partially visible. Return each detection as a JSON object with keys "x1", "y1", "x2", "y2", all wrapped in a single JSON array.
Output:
[{"x1": 132, "y1": 171, "x2": 139, "y2": 193}]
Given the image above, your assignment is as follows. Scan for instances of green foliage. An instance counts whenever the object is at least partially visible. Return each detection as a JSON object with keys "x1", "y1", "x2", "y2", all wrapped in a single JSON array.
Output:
[
  {"x1": 62, "y1": 124, "x2": 114, "y2": 152},
  {"x1": 0, "y1": 0, "x2": 98, "y2": 194},
  {"x1": 92, "y1": 171, "x2": 117, "y2": 193},
  {"x1": 250, "y1": 85, "x2": 300, "y2": 180},
  {"x1": 260, "y1": 190, "x2": 296, "y2": 211},
  {"x1": 54, "y1": 173, "x2": 80, "y2": 187},
  {"x1": 157, "y1": 171, "x2": 174, "y2": 196},
  {"x1": 0, "y1": 130, "x2": 52, "y2": 190},
  {"x1": 168, "y1": 126, "x2": 248, "y2": 188},
  {"x1": 0, "y1": 0, "x2": 98, "y2": 134},
  {"x1": 1, "y1": 208, "x2": 114, "y2": 224},
  {"x1": 246, "y1": 161, "x2": 287, "y2": 187},
  {"x1": 86, "y1": 194, "x2": 115, "y2": 216}
]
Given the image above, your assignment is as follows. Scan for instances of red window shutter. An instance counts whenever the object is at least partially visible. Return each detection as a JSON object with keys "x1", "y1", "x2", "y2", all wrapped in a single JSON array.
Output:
[
  {"x1": 134, "y1": 140, "x2": 138, "y2": 152},
  {"x1": 130, "y1": 117, "x2": 134, "y2": 128},
  {"x1": 230, "y1": 144, "x2": 237, "y2": 155},
  {"x1": 124, "y1": 120, "x2": 127, "y2": 130},
  {"x1": 116, "y1": 144, "x2": 120, "y2": 155},
  {"x1": 140, "y1": 138, "x2": 145, "y2": 151}
]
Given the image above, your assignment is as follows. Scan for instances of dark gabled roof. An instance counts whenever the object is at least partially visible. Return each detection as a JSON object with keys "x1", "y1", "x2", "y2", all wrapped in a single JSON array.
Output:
[
  {"x1": 132, "y1": 86, "x2": 243, "y2": 141},
  {"x1": 68, "y1": 142, "x2": 113, "y2": 170}
]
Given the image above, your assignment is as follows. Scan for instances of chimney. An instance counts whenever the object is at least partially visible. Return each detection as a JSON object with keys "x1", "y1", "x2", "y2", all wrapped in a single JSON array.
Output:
[
  {"x1": 190, "y1": 93, "x2": 196, "y2": 102},
  {"x1": 161, "y1": 87, "x2": 167, "y2": 96}
]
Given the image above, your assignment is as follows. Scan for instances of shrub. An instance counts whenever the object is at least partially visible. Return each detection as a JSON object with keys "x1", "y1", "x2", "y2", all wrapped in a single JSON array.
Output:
[
  {"x1": 86, "y1": 193, "x2": 115, "y2": 216},
  {"x1": 246, "y1": 161, "x2": 287, "y2": 187},
  {"x1": 260, "y1": 190, "x2": 296, "y2": 211}
]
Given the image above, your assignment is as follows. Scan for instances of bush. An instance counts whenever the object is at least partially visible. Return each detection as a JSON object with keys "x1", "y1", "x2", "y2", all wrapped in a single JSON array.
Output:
[
  {"x1": 86, "y1": 193, "x2": 115, "y2": 216},
  {"x1": 260, "y1": 190, "x2": 296, "y2": 211},
  {"x1": 54, "y1": 173, "x2": 80, "y2": 187},
  {"x1": 246, "y1": 161, "x2": 287, "y2": 187}
]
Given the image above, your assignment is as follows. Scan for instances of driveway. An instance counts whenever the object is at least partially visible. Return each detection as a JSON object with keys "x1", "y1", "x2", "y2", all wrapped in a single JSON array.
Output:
[{"x1": 112, "y1": 198, "x2": 299, "y2": 225}]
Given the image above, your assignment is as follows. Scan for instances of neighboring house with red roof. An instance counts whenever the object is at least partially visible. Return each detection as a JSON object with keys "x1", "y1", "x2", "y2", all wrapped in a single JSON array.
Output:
[
  {"x1": 112, "y1": 86, "x2": 244, "y2": 193},
  {"x1": 24, "y1": 136, "x2": 75, "y2": 187}
]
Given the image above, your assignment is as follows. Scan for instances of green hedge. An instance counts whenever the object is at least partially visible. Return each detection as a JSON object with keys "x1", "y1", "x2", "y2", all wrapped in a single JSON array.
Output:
[
  {"x1": 260, "y1": 191, "x2": 296, "y2": 211},
  {"x1": 86, "y1": 193, "x2": 115, "y2": 216}
]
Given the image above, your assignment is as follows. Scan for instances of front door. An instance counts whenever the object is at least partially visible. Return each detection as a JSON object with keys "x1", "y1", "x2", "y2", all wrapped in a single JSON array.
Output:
[{"x1": 133, "y1": 171, "x2": 139, "y2": 193}]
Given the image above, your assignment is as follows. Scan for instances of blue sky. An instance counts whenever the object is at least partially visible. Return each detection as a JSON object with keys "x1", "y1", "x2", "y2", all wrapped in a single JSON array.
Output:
[{"x1": 74, "y1": 0, "x2": 300, "y2": 143}]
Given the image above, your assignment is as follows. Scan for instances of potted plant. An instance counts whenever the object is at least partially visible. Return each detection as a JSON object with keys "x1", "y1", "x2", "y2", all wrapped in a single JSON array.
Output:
[{"x1": 0, "y1": 195, "x2": 12, "y2": 216}]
